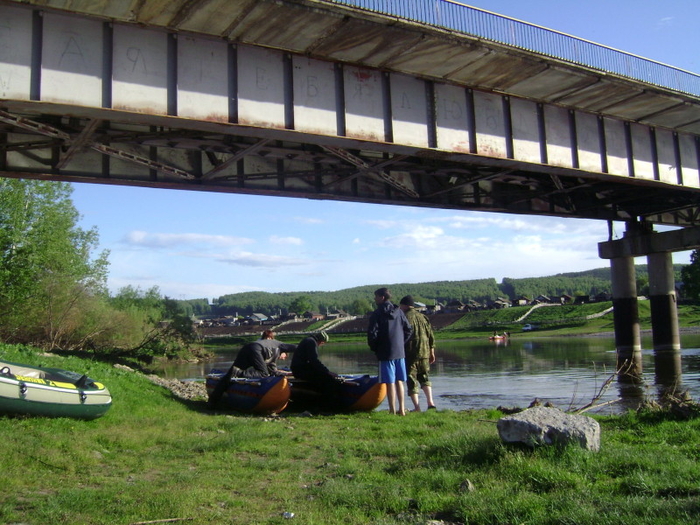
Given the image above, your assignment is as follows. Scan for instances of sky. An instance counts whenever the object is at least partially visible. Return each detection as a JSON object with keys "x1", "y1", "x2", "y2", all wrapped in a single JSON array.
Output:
[{"x1": 70, "y1": 0, "x2": 700, "y2": 301}]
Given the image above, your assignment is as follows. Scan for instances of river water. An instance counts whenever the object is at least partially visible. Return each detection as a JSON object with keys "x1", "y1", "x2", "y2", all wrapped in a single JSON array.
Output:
[{"x1": 155, "y1": 334, "x2": 700, "y2": 414}]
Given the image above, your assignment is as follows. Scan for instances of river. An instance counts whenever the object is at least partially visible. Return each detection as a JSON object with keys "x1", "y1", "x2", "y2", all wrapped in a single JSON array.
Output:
[{"x1": 154, "y1": 333, "x2": 700, "y2": 414}]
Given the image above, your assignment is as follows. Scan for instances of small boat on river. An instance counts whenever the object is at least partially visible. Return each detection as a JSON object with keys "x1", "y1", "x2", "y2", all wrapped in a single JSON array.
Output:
[
  {"x1": 0, "y1": 359, "x2": 112, "y2": 419},
  {"x1": 289, "y1": 374, "x2": 386, "y2": 412},
  {"x1": 205, "y1": 371, "x2": 290, "y2": 414}
]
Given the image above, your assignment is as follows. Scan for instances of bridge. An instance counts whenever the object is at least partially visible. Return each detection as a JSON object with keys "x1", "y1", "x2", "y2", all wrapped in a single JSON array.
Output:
[{"x1": 1, "y1": 0, "x2": 699, "y2": 373}]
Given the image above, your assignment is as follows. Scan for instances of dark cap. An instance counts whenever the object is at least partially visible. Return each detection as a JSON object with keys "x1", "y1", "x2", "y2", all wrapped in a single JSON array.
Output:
[
  {"x1": 374, "y1": 287, "x2": 391, "y2": 300},
  {"x1": 313, "y1": 331, "x2": 329, "y2": 343},
  {"x1": 399, "y1": 295, "x2": 415, "y2": 307}
]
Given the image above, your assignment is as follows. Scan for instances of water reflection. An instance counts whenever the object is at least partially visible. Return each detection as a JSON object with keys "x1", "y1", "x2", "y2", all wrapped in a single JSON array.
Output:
[{"x1": 155, "y1": 334, "x2": 700, "y2": 414}]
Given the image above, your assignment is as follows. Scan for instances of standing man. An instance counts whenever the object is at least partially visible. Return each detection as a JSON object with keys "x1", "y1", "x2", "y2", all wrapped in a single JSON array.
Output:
[
  {"x1": 399, "y1": 296, "x2": 437, "y2": 411},
  {"x1": 367, "y1": 287, "x2": 413, "y2": 415}
]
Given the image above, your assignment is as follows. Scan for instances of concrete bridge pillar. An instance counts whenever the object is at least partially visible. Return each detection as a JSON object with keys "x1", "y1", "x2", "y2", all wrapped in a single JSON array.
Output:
[
  {"x1": 600, "y1": 223, "x2": 700, "y2": 389},
  {"x1": 610, "y1": 255, "x2": 642, "y2": 378},
  {"x1": 647, "y1": 251, "x2": 680, "y2": 351},
  {"x1": 647, "y1": 251, "x2": 682, "y2": 397}
]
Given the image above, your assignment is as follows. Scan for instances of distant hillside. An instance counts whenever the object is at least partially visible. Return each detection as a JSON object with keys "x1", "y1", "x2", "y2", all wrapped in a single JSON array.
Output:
[{"x1": 176, "y1": 264, "x2": 684, "y2": 318}]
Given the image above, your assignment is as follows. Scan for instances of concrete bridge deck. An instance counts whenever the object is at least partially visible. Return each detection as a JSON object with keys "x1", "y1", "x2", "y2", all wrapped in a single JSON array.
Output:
[{"x1": 0, "y1": 0, "x2": 699, "y2": 228}]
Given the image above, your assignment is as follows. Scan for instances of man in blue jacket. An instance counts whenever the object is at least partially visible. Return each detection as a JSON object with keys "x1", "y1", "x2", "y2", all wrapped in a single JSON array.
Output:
[{"x1": 367, "y1": 287, "x2": 413, "y2": 415}]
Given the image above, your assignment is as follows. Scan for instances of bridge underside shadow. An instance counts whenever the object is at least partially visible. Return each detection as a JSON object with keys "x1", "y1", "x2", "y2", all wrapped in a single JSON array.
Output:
[{"x1": 1, "y1": 103, "x2": 699, "y2": 230}]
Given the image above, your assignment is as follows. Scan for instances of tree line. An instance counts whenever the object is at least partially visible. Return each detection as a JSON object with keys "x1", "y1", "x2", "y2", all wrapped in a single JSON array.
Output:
[{"x1": 177, "y1": 265, "x2": 684, "y2": 319}]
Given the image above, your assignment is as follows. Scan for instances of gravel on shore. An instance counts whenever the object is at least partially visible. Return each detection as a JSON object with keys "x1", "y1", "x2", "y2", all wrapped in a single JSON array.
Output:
[{"x1": 114, "y1": 363, "x2": 208, "y2": 401}]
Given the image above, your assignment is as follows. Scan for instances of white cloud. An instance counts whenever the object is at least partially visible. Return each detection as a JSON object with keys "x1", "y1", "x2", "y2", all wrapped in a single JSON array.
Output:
[
  {"x1": 381, "y1": 225, "x2": 447, "y2": 249},
  {"x1": 657, "y1": 16, "x2": 674, "y2": 29},
  {"x1": 218, "y1": 251, "x2": 308, "y2": 268},
  {"x1": 269, "y1": 235, "x2": 303, "y2": 246},
  {"x1": 122, "y1": 231, "x2": 255, "y2": 249},
  {"x1": 364, "y1": 219, "x2": 399, "y2": 229},
  {"x1": 437, "y1": 214, "x2": 572, "y2": 235},
  {"x1": 293, "y1": 216, "x2": 325, "y2": 225}
]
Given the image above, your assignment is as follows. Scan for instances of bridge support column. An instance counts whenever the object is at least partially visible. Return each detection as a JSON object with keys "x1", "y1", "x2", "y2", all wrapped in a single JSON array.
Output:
[
  {"x1": 648, "y1": 251, "x2": 680, "y2": 352},
  {"x1": 599, "y1": 223, "x2": 700, "y2": 389},
  {"x1": 610, "y1": 256, "x2": 642, "y2": 378},
  {"x1": 647, "y1": 251, "x2": 682, "y2": 397}
]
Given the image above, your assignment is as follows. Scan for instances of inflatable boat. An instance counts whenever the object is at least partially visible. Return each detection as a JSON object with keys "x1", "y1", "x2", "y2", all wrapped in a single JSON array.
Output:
[{"x1": 0, "y1": 359, "x2": 112, "y2": 419}]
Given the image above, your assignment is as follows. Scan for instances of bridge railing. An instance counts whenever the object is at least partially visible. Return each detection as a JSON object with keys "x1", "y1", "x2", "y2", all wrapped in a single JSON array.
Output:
[{"x1": 324, "y1": 0, "x2": 700, "y2": 97}]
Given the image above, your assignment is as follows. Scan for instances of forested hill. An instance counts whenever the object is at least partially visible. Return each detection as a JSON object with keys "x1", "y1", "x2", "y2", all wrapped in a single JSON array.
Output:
[{"x1": 177, "y1": 264, "x2": 686, "y2": 318}]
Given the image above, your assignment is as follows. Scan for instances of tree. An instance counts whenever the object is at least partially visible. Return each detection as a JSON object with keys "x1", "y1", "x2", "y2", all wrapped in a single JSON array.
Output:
[
  {"x1": 636, "y1": 276, "x2": 650, "y2": 297},
  {"x1": 681, "y1": 250, "x2": 700, "y2": 301},
  {"x1": 349, "y1": 298, "x2": 373, "y2": 316},
  {"x1": 289, "y1": 295, "x2": 314, "y2": 315},
  {"x1": 0, "y1": 179, "x2": 109, "y2": 347},
  {"x1": 108, "y1": 287, "x2": 197, "y2": 356}
]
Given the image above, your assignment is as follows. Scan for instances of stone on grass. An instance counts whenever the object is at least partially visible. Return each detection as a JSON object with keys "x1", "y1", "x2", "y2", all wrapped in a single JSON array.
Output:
[{"x1": 497, "y1": 406, "x2": 600, "y2": 451}]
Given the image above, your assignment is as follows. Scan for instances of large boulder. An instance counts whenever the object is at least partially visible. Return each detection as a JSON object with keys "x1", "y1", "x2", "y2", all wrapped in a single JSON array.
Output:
[{"x1": 497, "y1": 407, "x2": 600, "y2": 451}]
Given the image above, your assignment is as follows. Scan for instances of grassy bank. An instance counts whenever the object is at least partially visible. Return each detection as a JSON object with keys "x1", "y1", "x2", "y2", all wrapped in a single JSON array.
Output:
[{"x1": 2, "y1": 343, "x2": 700, "y2": 524}]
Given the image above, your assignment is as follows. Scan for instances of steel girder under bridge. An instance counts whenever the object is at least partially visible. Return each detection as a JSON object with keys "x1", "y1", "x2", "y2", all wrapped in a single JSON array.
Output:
[{"x1": 0, "y1": 0, "x2": 700, "y2": 228}]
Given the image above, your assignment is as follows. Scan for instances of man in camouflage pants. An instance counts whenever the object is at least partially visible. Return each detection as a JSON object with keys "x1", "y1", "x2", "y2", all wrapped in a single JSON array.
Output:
[{"x1": 399, "y1": 295, "x2": 437, "y2": 412}]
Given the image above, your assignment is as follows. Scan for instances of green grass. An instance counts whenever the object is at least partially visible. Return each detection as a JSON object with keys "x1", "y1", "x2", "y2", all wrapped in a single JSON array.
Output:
[
  {"x1": 434, "y1": 301, "x2": 700, "y2": 339},
  {"x1": 2, "y1": 343, "x2": 700, "y2": 524},
  {"x1": 436, "y1": 302, "x2": 617, "y2": 338}
]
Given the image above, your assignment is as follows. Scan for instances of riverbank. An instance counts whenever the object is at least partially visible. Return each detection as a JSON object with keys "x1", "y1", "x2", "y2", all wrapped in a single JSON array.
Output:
[
  {"x1": 2, "y1": 342, "x2": 700, "y2": 524},
  {"x1": 201, "y1": 301, "x2": 699, "y2": 346}
]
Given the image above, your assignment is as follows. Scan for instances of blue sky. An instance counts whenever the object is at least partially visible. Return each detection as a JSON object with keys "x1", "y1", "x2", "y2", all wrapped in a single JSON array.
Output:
[{"x1": 71, "y1": 1, "x2": 699, "y2": 300}]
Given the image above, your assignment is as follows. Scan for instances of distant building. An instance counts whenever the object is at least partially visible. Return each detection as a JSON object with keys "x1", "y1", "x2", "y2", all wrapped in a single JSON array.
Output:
[
  {"x1": 325, "y1": 309, "x2": 350, "y2": 319},
  {"x1": 445, "y1": 300, "x2": 465, "y2": 313},
  {"x1": 512, "y1": 296, "x2": 530, "y2": 307},
  {"x1": 555, "y1": 294, "x2": 573, "y2": 304},
  {"x1": 425, "y1": 302, "x2": 443, "y2": 315},
  {"x1": 247, "y1": 313, "x2": 268, "y2": 324},
  {"x1": 490, "y1": 299, "x2": 510, "y2": 309}
]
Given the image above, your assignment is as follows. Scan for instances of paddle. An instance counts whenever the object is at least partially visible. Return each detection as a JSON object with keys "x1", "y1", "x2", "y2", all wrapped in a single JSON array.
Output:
[{"x1": 207, "y1": 364, "x2": 235, "y2": 408}]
